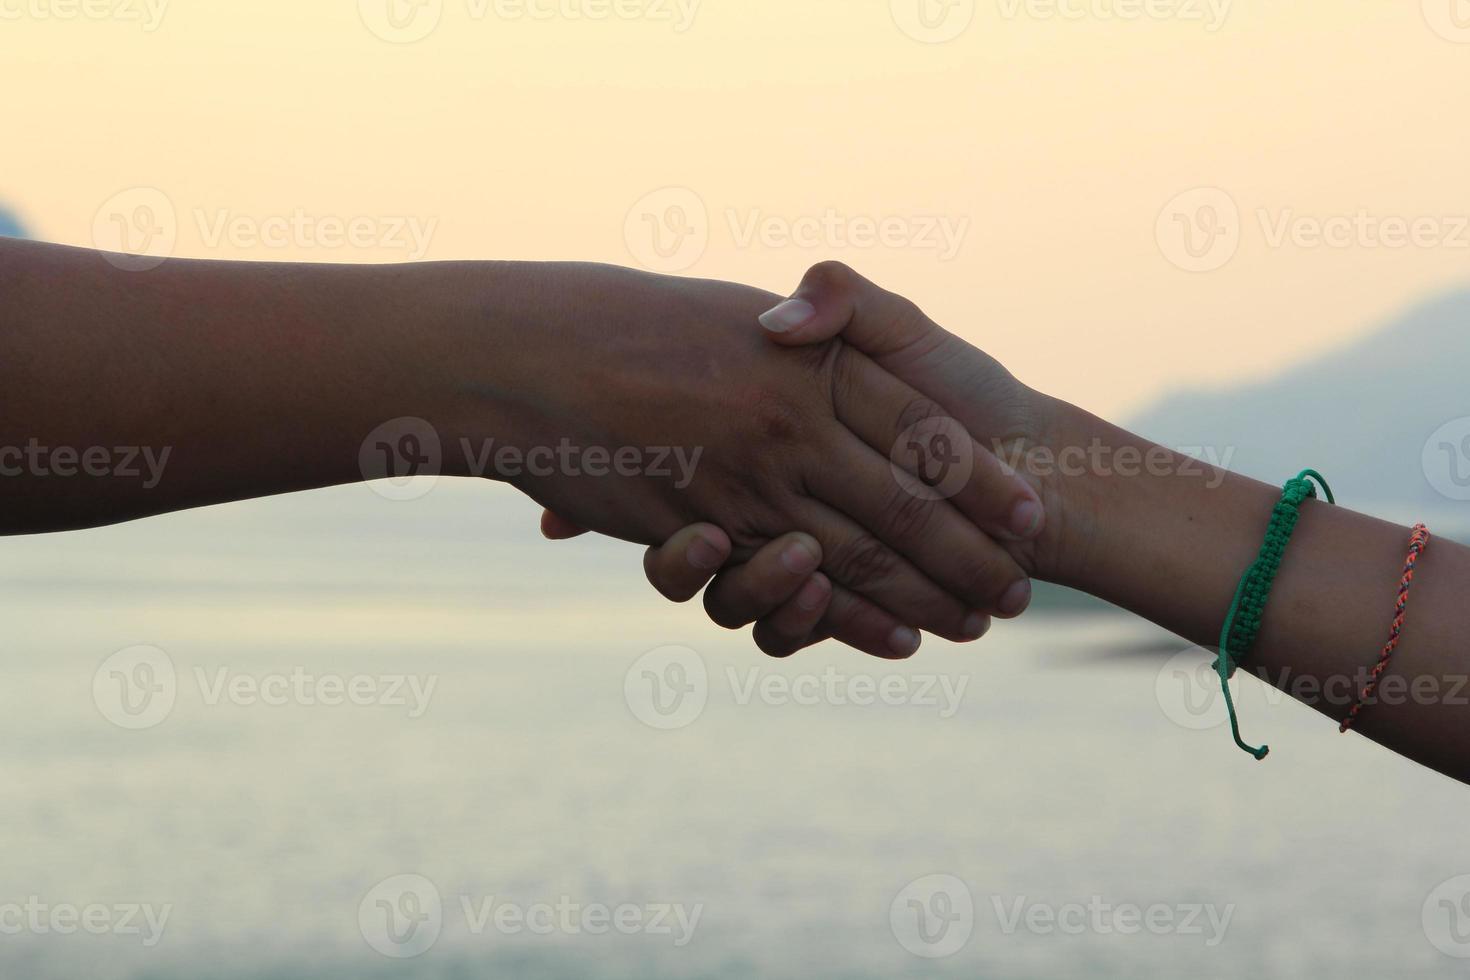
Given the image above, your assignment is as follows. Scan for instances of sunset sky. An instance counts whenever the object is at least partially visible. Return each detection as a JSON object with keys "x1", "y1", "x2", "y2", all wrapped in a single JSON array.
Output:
[{"x1": 4, "y1": 1, "x2": 1469, "y2": 417}]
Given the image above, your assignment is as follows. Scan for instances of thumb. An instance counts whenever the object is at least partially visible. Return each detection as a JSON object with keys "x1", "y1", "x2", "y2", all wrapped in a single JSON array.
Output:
[
  {"x1": 539, "y1": 508, "x2": 589, "y2": 540},
  {"x1": 756, "y1": 261, "x2": 946, "y2": 360}
]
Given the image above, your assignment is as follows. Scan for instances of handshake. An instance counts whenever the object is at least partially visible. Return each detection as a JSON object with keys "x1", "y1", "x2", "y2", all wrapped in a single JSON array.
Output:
[
  {"x1": 2, "y1": 241, "x2": 1086, "y2": 662},
  {"x1": 511, "y1": 260, "x2": 1074, "y2": 660},
  {"x1": 11, "y1": 236, "x2": 1458, "y2": 776}
]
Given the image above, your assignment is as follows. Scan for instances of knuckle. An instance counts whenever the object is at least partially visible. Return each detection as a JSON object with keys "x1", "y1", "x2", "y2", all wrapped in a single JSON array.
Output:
[
  {"x1": 747, "y1": 385, "x2": 810, "y2": 447},
  {"x1": 959, "y1": 552, "x2": 1015, "y2": 604},
  {"x1": 827, "y1": 344, "x2": 863, "y2": 406},
  {"x1": 883, "y1": 484, "x2": 938, "y2": 541},
  {"x1": 888, "y1": 293, "x2": 929, "y2": 334},
  {"x1": 827, "y1": 533, "x2": 900, "y2": 589},
  {"x1": 895, "y1": 394, "x2": 947, "y2": 436},
  {"x1": 805, "y1": 259, "x2": 858, "y2": 294}
]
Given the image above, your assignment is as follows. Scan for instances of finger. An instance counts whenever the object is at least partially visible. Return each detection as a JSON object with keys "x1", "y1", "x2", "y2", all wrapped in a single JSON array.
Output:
[
  {"x1": 806, "y1": 581, "x2": 934, "y2": 660},
  {"x1": 642, "y1": 523, "x2": 732, "y2": 603},
  {"x1": 758, "y1": 262, "x2": 1009, "y2": 417},
  {"x1": 795, "y1": 499, "x2": 998, "y2": 640},
  {"x1": 807, "y1": 430, "x2": 1032, "y2": 619},
  {"x1": 830, "y1": 346, "x2": 1043, "y2": 541},
  {"x1": 757, "y1": 260, "x2": 944, "y2": 355},
  {"x1": 703, "y1": 552, "x2": 931, "y2": 660},
  {"x1": 751, "y1": 572, "x2": 832, "y2": 658},
  {"x1": 703, "y1": 532, "x2": 822, "y2": 628},
  {"x1": 540, "y1": 509, "x2": 589, "y2": 540}
]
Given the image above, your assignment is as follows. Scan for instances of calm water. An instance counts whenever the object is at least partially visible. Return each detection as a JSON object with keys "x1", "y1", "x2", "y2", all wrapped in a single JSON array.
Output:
[{"x1": 2, "y1": 480, "x2": 1467, "y2": 978}]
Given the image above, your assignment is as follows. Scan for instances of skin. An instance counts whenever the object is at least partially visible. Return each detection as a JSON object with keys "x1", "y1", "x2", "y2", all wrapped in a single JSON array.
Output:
[
  {"x1": 0, "y1": 239, "x2": 1042, "y2": 658},
  {"x1": 621, "y1": 262, "x2": 1470, "y2": 784}
]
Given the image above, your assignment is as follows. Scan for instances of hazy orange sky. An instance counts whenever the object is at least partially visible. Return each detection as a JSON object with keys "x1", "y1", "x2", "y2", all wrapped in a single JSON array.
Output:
[{"x1": 4, "y1": 1, "x2": 1469, "y2": 417}]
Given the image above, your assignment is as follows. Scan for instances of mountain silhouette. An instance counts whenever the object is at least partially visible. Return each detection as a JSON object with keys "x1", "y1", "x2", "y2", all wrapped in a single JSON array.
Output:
[
  {"x1": 1129, "y1": 289, "x2": 1470, "y2": 529},
  {"x1": 0, "y1": 205, "x2": 26, "y2": 239}
]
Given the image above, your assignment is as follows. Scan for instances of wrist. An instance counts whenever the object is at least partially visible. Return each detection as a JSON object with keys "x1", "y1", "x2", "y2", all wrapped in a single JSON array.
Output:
[
  {"x1": 1017, "y1": 390, "x2": 1286, "y2": 644},
  {"x1": 1007, "y1": 390, "x2": 1114, "y2": 588},
  {"x1": 398, "y1": 259, "x2": 599, "y2": 483}
]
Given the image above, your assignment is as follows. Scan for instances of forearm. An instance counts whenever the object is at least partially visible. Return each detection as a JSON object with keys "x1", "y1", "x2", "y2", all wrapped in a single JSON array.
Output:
[
  {"x1": 0, "y1": 239, "x2": 533, "y2": 533},
  {"x1": 1030, "y1": 394, "x2": 1470, "y2": 780}
]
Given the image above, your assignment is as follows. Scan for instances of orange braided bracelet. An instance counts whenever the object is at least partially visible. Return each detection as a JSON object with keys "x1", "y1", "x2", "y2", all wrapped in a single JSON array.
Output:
[{"x1": 1339, "y1": 522, "x2": 1432, "y2": 734}]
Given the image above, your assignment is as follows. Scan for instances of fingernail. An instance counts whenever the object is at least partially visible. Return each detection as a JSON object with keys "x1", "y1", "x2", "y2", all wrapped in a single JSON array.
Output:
[
  {"x1": 687, "y1": 535, "x2": 724, "y2": 570},
  {"x1": 758, "y1": 298, "x2": 816, "y2": 334},
  {"x1": 780, "y1": 538, "x2": 820, "y2": 575},
  {"x1": 998, "y1": 579, "x2": 1032, "y2": 618},
  {"x1": 1009, "y1": 499, "x2": 1044, "y2": 539},
  {"x1": 795, "y1": 577, "x2": 828, "y2": 611},
  {"x1": 888, "y1": 626, "x2": 921, "y2": 657},
  {"x1": 962, "y1": 612, "x2": 991, "y2": 639}
]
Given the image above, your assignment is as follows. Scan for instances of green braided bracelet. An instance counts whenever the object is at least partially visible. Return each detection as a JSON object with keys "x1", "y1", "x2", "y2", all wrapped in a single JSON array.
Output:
[{"x1": 1213, "y1": 469, "x2": 1334, "y2": 760}]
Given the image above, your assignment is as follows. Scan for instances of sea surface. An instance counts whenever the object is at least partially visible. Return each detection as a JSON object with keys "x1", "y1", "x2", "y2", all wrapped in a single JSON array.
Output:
[{"x1": 2, "y1": 480, "x2": 1468, "y2": 979}]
